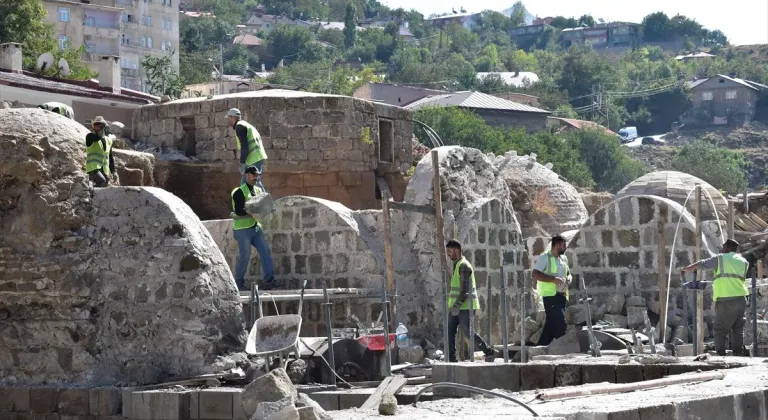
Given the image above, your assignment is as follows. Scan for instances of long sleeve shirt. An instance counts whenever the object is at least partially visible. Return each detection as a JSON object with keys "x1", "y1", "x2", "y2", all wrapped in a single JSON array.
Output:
[
  {"x1": 235, "y1": 124, "x2": 249, "y2": 164},
  {"x1": 452, "y1": 259, "x2": 473, "y2": 309},
  {"x1": 231, "y1": 184, "x2": 255, "y2": 217},
  {"x1": 85, "y1": 132, "x2": 115, "y2": 173}
]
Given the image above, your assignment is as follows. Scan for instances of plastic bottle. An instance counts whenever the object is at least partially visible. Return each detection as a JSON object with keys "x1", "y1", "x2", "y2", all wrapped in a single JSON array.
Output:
[{"x1": 395, "y1": 323, "x2": 409, "y2": 348}]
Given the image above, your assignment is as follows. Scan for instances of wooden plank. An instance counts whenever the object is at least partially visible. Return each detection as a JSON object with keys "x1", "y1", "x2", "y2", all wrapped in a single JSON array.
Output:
[
  {"x1": 382, "y1": 189, "x2": 396, "y2": 331},
  {"x1": 359, "y1": 375, "x2": 408, "y2": 410},
  {"x1": 389, "y1": 201, "x2": 435, "y2": 215}
]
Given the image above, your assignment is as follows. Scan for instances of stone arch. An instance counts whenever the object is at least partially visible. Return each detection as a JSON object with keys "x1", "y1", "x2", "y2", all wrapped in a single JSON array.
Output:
[
  {"x1": 566, "y1": 194, "x2": 716, "y2": 317},
  {"x1": 615, "y1": 171, "x2": 728, "y2": 221},
  {"x1": 0, "y1": 109, "x2": 244, "y2": 386}
]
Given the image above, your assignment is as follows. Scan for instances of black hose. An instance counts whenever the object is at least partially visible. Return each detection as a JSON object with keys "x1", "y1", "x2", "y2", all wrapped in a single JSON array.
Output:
[{"x1": 411, "y1": 382, "x2": 540, "y2": 417}]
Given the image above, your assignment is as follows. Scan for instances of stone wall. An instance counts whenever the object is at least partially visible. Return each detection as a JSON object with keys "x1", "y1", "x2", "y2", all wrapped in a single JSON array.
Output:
[
  {"x1": 0, "y1": 109, "x2": 245, "y2": 386},
  {"x1": 133, "y1": 90, "x2": 413, "y2": 216},
  {"x1": 566, "y1": 195, "x2": 718, "y2": 317}
]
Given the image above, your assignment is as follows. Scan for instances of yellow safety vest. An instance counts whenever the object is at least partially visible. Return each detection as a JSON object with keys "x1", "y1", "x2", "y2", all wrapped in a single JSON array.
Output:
[
  {"x1": 537, "y1": 252, "x2": 570, "y2": 300},
  {"x1": 230, "y1": 184, "x2": 262, "y2": 231},
  {"x1": 447, "y1": 257, "x2": 479, "y2": 310},
  {"x1": 85, "y1": 134, "x2": 113, "y2": 176},
  {"x1": 235, "y1": 120, "x2": 267, "y2": 165},
  {"x1": 712, "y1": 252, "x2": 749, "y2": 301}
]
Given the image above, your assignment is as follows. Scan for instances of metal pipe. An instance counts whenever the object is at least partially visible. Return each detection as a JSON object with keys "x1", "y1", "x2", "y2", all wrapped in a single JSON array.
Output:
[
  {"x1": 322, "y1": 283, "x2": 336, "y2": 387},
  {"x1": 411, "y1": 383, "x2": 540, "y2": 416},
  {"x1": 442, "y1": 269, "x2": 450, "y2": 361},
  {"x1": 537, "y1": 371, "x2": 726, "y2": 401},
  {"x1": 500, "y1": 265, "x2": 509, "y2": 363},
  {"x1": 382, "y1": 282, "x2": 392, "y2": 376},
  {"x1": 469, "y1": 287, "x2": 475, "y2": 362},
  {"x1": 752, "y1": 265, "x2": 758, "y2": 357}
]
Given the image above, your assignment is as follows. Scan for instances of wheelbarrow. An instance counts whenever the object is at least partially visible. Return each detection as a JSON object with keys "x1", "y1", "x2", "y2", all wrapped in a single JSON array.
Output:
[{"x1": 245, "y1": 280, "x2": 307, "y2": 371}]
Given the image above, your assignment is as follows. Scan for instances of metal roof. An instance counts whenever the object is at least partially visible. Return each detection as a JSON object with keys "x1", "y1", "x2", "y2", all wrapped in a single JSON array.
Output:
[{"x1": 404, "y1": 91, "x2": 551, "y2": 114}]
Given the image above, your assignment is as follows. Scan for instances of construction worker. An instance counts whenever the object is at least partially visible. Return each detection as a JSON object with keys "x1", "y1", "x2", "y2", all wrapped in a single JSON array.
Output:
[
  {"x1": 533, "y1": 235, "x2": 572, "y2": 346},
  {"x1": 681, "y1": 239, "x2": 750, "y2": 356},
  {"x1": 38, "y1": 102, "x2": 74, "y2": 120},
  {"x1": 231, "y1": 165, "x2": 275, "y2": 291},
  {"x1": 445, "y1": 239, "x2": 495, "y2": 362},
  {"x1": 227, "y1": 108, "x2": 267, "y2": 188},
  {"x1": 85, "y1": 116, "x2": 115, "y2": 188}
]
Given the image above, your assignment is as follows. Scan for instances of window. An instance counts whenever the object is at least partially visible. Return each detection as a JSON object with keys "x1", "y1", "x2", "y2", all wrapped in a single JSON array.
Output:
[
  {"x1": 378, "y1": 119, "x2": 394, "y2": 163},
  {"x1": 702, "y1": 91, "x2": 713, "y2": 101},
  {"x1": 726, "y1": 90, "x2": 737, "y2": 100},
  {"x1": 58, "y1": 7, "x2": 70, "y2": 22},
  {"x1": 147, "y1": 37, "x2": 153, "y2": 48},
  {"x1": 58, "y1": 35, "x2": 69, "y2": 50}
]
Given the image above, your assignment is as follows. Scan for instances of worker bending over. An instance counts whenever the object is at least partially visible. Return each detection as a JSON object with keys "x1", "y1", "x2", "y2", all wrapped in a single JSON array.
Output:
[
  {"x1": 681, "y1": 239, "x2": 750, "y2": 356},
  {"x1": 445, "y1": 239, "x2": 495, "y2": 362},
  {"x1": 38, "y1": 102, "x2": 74, "y2": 120},
  {"x1": 533, "y1": 235, "x2": 572, "y2": 346},
  {"x1": 85, "y1": 116, "x2": 115, "y2": 188},
  {"x1": 227, "y1": 108, "x2": 267, "y2": 188},
  {"x1": 231, "y1": 165, "x2": 275, "y2": 291}
]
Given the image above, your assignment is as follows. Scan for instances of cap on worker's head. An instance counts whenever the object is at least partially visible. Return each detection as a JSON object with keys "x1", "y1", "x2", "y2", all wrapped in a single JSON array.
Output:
[
  {"x1": 723, "y1": 239, "x2": 740, "y2": 249},
  {"x1": 244, "y1": 165, "x2": 261, "y2": 175},
  {"x1": 227, "y1": 108, "x2": 242, "y2": 118},
  {"x1": 91, "y1": 116, "x2": 107, "y2": 125}
]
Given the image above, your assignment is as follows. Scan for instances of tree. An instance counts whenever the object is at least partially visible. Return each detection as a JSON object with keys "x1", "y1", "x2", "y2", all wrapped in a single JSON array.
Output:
[
  {"x1": 344, "y1": 4, "x2": 358, "y2": 49},
  {"x1": 141, "y1": 51, "x2": 185, "y2": 98},
  {"x1": 672, "y1": 141, "x2": 748, "y2": 194},
  {"x1": 508, "y1": 1, "x2": 528, "y2": 27}
]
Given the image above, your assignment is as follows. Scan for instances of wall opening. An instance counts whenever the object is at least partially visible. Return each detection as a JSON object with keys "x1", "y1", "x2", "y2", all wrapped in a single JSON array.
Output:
[
  {"x1": 378, "y1": 118, "x2": 394, "y2": 163},
  {"x1": 179, "y1": 116, "x2": 196, "y2": 157}
]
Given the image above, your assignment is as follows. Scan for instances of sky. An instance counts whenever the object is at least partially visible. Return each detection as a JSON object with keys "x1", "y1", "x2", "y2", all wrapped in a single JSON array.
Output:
[{"x1": 382, "y1": 0, "x2": 768, "y2": 46}]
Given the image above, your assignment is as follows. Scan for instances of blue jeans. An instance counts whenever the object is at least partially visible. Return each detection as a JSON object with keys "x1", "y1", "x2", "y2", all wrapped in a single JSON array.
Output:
[
  {"x1": 241, "y1": 160, "x2": 265, "y2": 191},
  {"x1": 233, "y1": 224, "x2": 274, "y2": 289}
]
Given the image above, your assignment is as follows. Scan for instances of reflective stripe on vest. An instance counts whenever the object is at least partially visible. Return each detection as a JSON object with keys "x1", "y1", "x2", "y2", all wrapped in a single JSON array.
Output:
[
  {"x1": 537, "y1": 252, "x2": 569, "y2": 299},
  {"x1": 447, "y1": 257, "x2": 479, "y2": 310},
  {"x1": 235, "y1": 120, "x2": 267, "y2": 165},
  {"x1": 712, "y1": 252, "x2": 749, "y2": 301},
  {"x1": 85, "y1": 134, "x2": 113, "y2": 176},
  {"x1": 231, "y1": 184, "x2": 260, "y2": 230}
]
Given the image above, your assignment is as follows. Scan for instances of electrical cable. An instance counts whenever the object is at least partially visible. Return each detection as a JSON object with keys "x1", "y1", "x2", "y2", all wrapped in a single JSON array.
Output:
[{"x1": 411, "y1": 383, "x2": 540, "y2": 416}]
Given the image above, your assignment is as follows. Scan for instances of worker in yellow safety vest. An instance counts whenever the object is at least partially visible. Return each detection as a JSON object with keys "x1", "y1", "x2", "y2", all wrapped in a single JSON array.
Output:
[
  {"x1": 533, "y1": 235, "x2": 572, "y2": 346},
  {"x1": 230, "y1": 165, "x2": 275, "y2": 292},
  {"x1": 227, "y1": 108, "x2": 267, "y2": 188},
  {"x1": 445, "y1": 239, "x2": 495, "y2": 362},
  {"x1": 38, "y1": 102, "x2": 74, "y2": 120},
  {"x1": 681, "y1": 239, "x2": 750, "y2": 356},
  {"x1": 85, "y1": 116, "x2": 115, "y2": 188}
]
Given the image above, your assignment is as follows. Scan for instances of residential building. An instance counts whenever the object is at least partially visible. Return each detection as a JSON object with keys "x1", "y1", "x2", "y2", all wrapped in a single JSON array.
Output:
[
  {"x1": 0, "y1": 43, "x2": 156, "y2": 131},
  {"x1": 43, "y1": 0, "x2": 180, "y2": 94},
  {"x1": 475, "y1": 72, "x2": 540, "y2": 87},
  {"x1": 684, "y1": 74, "x2": 768, "y2": 125},
  {"x1": 42, "y1": 0, "x2": 122, "y2": 74},
  {"x1": 405, "y1": 90, "x2": 552, "y2": 132},
  {"x1": 353, "y1": 82, "x2": 446, "y2": 107},
  {"x1": 110, "y1": 0, "x2": 180, "y2": 92}
]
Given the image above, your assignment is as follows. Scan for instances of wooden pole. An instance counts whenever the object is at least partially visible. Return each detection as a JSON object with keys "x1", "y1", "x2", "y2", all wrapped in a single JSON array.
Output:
[
  {"x1": 658, "y1": 206, "x2": 668, "y2": 343},
  {"x1": 727, "y1": 200, "x2": 735, "y2": 239},
  {"x1": 694, "y1": 184, "x2": 704, "y2": 355},
  {"x1": 381, "y1": 190, "x2": 396, "y2": 330},
  {"x1": 431, "y1": 150, "x2": 449, "y2": 354}
]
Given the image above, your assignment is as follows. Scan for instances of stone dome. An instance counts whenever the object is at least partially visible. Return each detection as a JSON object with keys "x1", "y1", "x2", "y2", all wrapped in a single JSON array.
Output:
[
  {"x1": 493, "y1": 152, "x2": 589, "y2": 237},
  {"x1": 615, "y1": 171, "x2": 728, "y2": 220}
]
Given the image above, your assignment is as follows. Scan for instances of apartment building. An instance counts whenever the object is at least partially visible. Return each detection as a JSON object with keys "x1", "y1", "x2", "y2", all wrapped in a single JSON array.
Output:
[{"x1": 43, "y1": 0, "x2": 179, "y2": 93}]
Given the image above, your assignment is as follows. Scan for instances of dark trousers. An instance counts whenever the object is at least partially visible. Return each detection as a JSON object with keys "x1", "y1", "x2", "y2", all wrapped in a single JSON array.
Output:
[
  {"x1": 448, "y1": 309, "x2": 491, "y2": 362},
  {"x1": 714, "y1": 296, "x2": 747, "y2": 355},
  {"x1": 539, "y1": 293, "x2": 567, "y2": 346},
  {"x1": 88, "y1": 169, "x2": 109, "y2": 188}
]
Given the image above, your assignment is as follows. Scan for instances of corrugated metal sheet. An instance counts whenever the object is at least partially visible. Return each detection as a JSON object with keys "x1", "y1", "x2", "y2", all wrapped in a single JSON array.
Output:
[{"x1": 404, "y1": 91, "x2": 550, "y2": 114}]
